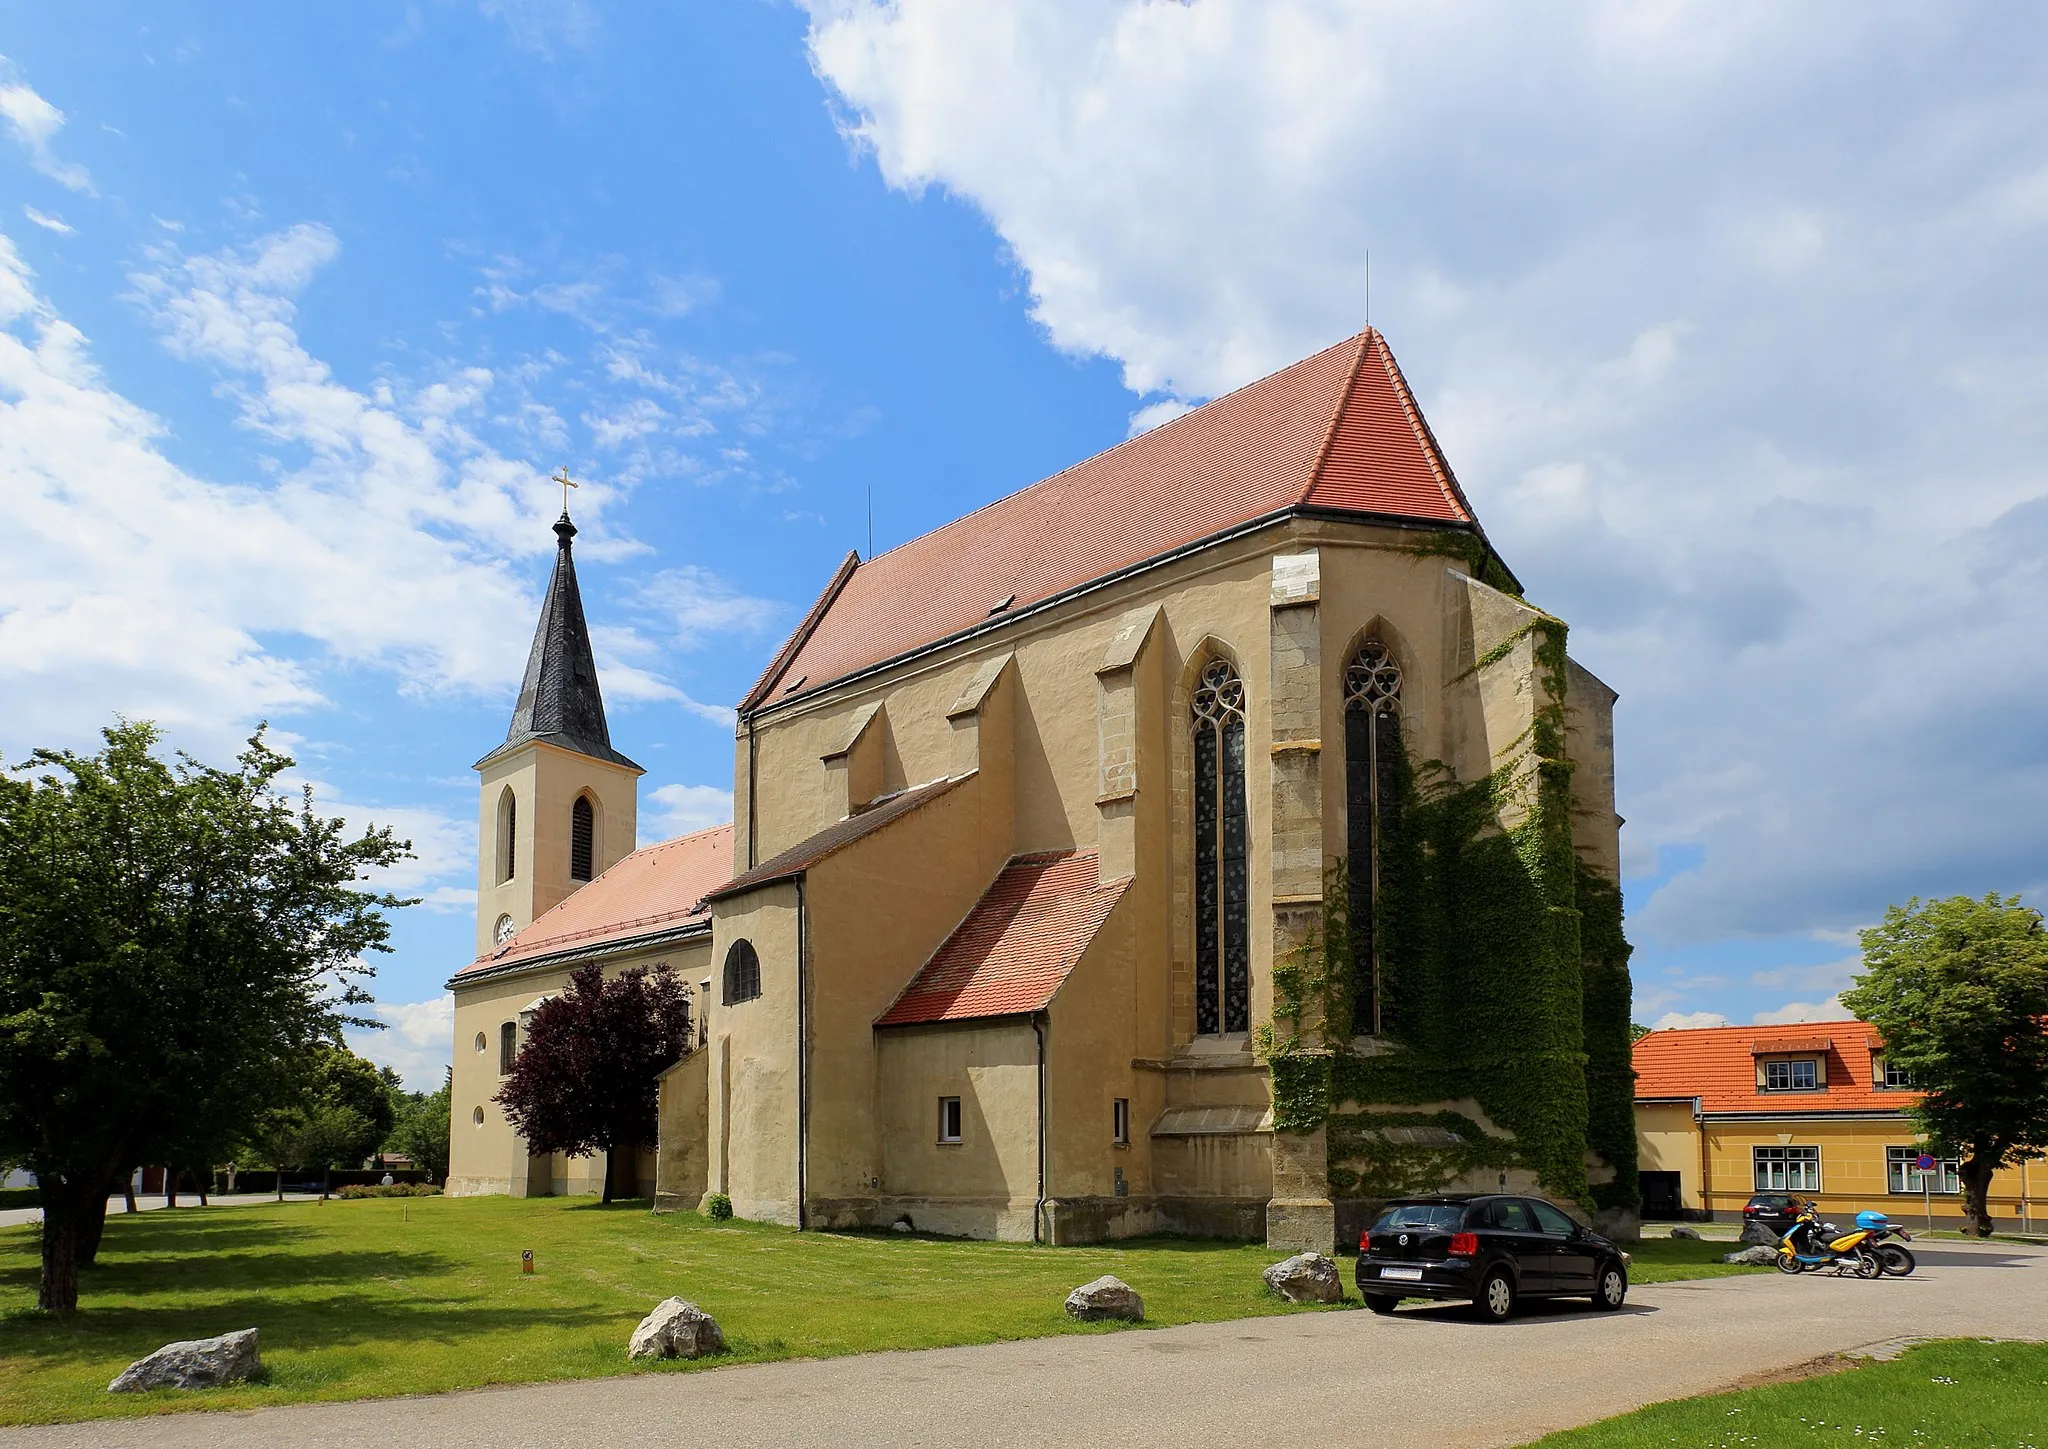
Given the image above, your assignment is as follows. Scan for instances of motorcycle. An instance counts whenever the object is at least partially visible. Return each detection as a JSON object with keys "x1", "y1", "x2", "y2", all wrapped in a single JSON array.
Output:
[
  {"x1": 1855, "y1": 1210, "x2": 1916, "y2": 1276},
  {"x1": 1775, "y1": 1204, "x2": 1882, "y2": 1277}
]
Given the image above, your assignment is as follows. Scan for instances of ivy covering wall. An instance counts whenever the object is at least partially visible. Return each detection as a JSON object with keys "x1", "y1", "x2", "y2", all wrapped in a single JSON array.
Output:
[{"x1": 1257, "y1": 617, "x2": 1639, "y2": 1214}]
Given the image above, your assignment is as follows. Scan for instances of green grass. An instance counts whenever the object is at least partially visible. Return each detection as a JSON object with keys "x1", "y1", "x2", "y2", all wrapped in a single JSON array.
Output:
[
  {"x1": 1524, "y1": 1340, "x2": 2048, "y2": 1448},
  {"x1": 0, "y1": 1199, "x2": 1761, "y2": 1425}
]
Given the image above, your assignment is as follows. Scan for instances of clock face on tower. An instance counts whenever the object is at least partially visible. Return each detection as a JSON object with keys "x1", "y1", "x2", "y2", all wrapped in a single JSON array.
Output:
[{"x1": 494, "y1": 913, "x2": 517, "y2": 945}]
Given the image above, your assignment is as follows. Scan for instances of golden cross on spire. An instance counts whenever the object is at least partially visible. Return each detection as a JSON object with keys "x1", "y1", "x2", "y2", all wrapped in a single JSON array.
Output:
[{"x1": 552, "y1": 465, "x2": 580, "y2": 515}]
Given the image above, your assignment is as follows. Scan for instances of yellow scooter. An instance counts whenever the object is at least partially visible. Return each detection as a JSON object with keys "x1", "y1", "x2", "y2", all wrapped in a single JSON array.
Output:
[{"x1": 1775, "y1": 1202, "x2": 1882, "y2": 1277}]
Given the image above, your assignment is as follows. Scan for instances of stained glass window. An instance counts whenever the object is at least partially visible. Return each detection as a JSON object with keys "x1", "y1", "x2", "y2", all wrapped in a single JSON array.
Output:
[
  {"x1": 1192, "y1": 659, "x2": 1250, "y2": 1034},
  {"x1": 1344, "y1": 641, "x2": 1402, "y2": 1035}
]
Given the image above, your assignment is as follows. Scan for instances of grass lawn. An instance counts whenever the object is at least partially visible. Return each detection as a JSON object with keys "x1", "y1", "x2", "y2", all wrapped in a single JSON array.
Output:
[
  {"x1": 1523, "y1": 1339, "x2": 2048, "y2": 1447},
  {"x1": 0, "y1": 1197, "x2": 1756, "y2": 1425}
]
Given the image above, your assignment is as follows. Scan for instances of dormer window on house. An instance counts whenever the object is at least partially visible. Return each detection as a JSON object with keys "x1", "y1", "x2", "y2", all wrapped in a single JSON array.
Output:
[
  {"x1": 1763, "y1": 1059, "x2": 1819, "y2": 1092},
  {"x1": 1879, "y1": 1057, "x2": 1913, "y2": 1089}
]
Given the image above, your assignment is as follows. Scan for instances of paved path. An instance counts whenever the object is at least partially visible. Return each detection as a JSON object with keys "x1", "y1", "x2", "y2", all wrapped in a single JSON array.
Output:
[
  {"x1": 0, "y1": 1195, "x2": 317, "y2": 1231},
  {"x1": 7, "y1": 1239, "x2": 2045, "y2": 1449}
]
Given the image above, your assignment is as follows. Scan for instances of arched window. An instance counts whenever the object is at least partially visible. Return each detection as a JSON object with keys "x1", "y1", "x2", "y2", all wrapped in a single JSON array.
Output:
[
  {"x1": 498, "y1": 1020, "x2": 518, "y2": 1075},
  {"x1": 497, "y1": 787, "x2": 517, "y2": 884},
  {"x1": 1344, "y1": 640, "x2": 1403, "y2": 1035},
  {"x1": 723, "y1": 939, "x2": 762, "y2": 1005},
  {"x1": 570, "y1": 795, "x2": 595, "y2": 882},
  {"x1": 1191, "y1": 658, "x2": 1250, "y2": 1035}
]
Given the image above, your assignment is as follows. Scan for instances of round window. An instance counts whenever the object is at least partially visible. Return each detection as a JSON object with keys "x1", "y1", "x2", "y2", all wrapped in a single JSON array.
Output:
[{"x1": 472, "y1": 1106, "x2": 485, "y2": 1127}]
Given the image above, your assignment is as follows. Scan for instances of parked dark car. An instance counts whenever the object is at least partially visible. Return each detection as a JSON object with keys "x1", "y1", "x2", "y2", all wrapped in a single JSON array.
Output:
[
  {"x1": 1355, "y1": 1194, "x2": 1630, "y2": 1321},
  {"x1": 1741, "y1": 1192, "x2": 1809, "y2": 1237}
]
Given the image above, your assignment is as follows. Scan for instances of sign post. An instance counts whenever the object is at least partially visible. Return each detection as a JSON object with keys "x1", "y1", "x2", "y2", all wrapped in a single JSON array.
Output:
[{"x1": 1917, "y1": 1154, "x2": 1937, "y2": 1231}]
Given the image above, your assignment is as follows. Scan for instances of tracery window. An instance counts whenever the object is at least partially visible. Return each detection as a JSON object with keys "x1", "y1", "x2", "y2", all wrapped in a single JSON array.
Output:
[
  {"x1": 723, "y1": 939, "x2": 762, "y2": 1005},
  {"x1": 1191, "y1": 658, "x2": 1250, "y2": 1035},
  {"x1": 570, "y1": 795, "x2": 595, "y2": 882},
  {"x1": 1344, "y1": 640, "x2": 1403, "y2": 1035}
]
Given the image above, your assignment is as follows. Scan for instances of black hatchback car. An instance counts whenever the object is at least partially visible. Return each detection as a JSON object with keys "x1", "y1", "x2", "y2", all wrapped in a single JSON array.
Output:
[
  {"x1": 1742, "y1": 1192, "x2": 1809, "y2": 1238},
  {"x1": 1356, "y1": 1194, "x2": 1630, "y2": 1321}
]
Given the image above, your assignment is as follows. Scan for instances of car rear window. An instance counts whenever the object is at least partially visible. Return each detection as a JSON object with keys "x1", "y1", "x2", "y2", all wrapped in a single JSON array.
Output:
[{"x1": 1373, "y1": 1203, "x2": 1467, "y2": 1232}]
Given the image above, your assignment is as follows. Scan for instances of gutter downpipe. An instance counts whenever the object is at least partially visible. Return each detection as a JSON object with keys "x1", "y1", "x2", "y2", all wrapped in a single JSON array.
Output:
[
  {"x1": 1695, "y1": 1096, "x2": 1710, "y2": 1222},
  {"x1": 1033, "y1": 1012, "x2": 1048, "y2": 1246},
  {"x1": 795, "y1": 874, "x2": 809, "y2": 1231},
  {"x1": 746, "y1": 715, "x2": 758, "y2": 870}
]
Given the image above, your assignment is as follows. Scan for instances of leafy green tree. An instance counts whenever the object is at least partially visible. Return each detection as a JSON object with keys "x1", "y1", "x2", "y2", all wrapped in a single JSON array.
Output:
[
  {"x1": 389, "y1": 1069, "x2": 452, "y2": 1183},
  {"x1": 1842, "y1": 894, "x2": 2048, "y2": 1237},
  {"x1": 0, "y1": 722, "x2": 409, "y2": 1313}
]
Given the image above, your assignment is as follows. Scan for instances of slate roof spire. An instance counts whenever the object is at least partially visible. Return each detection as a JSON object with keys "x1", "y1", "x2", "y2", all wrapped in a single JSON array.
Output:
[{"x1": 482, "y1": 509, "x2": 641, "y2": 771}]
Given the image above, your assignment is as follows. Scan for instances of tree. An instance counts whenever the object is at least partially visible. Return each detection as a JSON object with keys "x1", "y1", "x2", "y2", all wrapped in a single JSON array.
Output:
[
  {"x1": 496, "y1": 961, "x2": 693, "y2": 1203},
  {"x1": 389, "y1": 1068, "x2": 453, "y2": 1183},
  {"x1": 0, "y1": 722, "x2": 409, "y2": 1312},
  {"x1": 1842, "y1": 894, "x2": 2048, "y2": 1237}
]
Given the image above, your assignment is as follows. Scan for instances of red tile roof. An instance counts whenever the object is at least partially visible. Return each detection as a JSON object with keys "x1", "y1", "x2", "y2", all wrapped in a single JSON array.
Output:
[
  {"x1": 876, "y1": 852, "x2": 1130, "y2": 1026},
  {"x1": 453, "y1": 823, "x2": 733, "y2": 981},
  {"x1": 1631, "y1": 1020, "x2": 1916, "y2": 1115},
  {"x1": 743, "y1": 329, "x2": 1481, "y2": 711},
  {"x1": 703, "y1": 776, "x2": 966, "y2": 903}
]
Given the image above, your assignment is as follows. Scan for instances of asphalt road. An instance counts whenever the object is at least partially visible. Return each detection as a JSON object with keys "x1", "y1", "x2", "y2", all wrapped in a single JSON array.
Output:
[{"x1": 7, "y1": 1239, "x2": 2045, "y2": 1449}]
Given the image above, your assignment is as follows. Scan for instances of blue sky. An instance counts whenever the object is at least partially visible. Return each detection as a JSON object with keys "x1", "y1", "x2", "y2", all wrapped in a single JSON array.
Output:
[{"x1": 4, "y1": 2, "x2": 2046, "y2": 1087}]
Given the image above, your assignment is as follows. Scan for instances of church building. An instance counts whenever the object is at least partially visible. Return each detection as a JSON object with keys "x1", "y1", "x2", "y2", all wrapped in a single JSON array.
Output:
[{"x1": 446, "y1": 329, "x2": 1638, "y2": 1250}]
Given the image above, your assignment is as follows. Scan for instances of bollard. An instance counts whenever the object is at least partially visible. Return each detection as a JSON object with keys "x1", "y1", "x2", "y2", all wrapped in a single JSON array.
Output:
[{"x1": 521, "y1": 1249, "x2": 534, "y2": 1275}]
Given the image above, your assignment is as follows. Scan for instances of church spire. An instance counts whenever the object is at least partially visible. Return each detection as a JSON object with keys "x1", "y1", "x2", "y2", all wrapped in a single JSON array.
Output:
[{"x1": 488, "y1": 508, "x2": 640, "y2": 771}]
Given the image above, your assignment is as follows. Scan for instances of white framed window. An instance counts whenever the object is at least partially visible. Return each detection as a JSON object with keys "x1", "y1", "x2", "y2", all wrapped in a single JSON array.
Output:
[
  {"x1": 1763, "y1": 1059, "x2": 1819, "y2": 1092},
  {"x1": 937, "y1": 1096, "x2": 963, "y2": 1145},
  {"x1": 1886, "y1": 1147, "x2": 1959, "y2": 1194},
  {"x1": 1753, "y1": 1145, "x2": 1820, "y2": 1192},
  {"x1": 1112, "y1": 1098, "x2": 1130, "y2": 1146},
  {"x1": 1881, "y1": 1059, "x2": 1914, "y2": 1090}
]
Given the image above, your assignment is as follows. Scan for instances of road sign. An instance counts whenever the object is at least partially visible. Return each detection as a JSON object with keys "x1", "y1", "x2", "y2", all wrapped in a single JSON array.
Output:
[{"x1": 1916, "y1": 1154, "x2": 1937, "y2": 1171}]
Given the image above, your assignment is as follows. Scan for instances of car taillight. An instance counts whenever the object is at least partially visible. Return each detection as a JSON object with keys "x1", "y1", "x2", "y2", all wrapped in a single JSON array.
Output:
[
  {"x1": 1449, "y1": 1232, "x2": 1478, "y2": 1257},
  {"x1": 1359, "y1": 1232, "x2": 1372, "y2": 1253}
]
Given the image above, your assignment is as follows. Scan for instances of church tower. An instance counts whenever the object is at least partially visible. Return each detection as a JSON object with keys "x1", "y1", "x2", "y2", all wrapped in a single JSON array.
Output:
[{"x1": 475, "y1": 508, "x2": 643, "y2": 958}]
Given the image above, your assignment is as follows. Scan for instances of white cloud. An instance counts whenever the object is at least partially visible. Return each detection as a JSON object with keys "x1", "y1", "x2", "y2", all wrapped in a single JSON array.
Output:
[
  {"x1": 22, "y1": 206, "x2": 71, "y2": 235},
  {"x1": 0, "y1": 61, "x2": 94, "y2": 194},
  {"x1": 347, "y1": 993, "x2": 454, "y2": 1092},
  {"x1": 1751, "y1": 997, "x2": 1855, "y2": 1027},
  {"x1": 477, "y1": 0, "x2": 597, "y2": 58},
  {"x1": 637, "y1": 566, "x2": 782, "y2": 649},
  {"x1": 1127, "y1": 398, "x2": 1195, "y2": 436},
  {"x1": 803, "y1": 0, "x2": 2048, "y2": 962},
  {"x1": 1651, "y1": 1011, "x2": 1730, "y2": 1032},
  {"x1": 646, "y1": 782, "x2": 734, "y2": 839}
]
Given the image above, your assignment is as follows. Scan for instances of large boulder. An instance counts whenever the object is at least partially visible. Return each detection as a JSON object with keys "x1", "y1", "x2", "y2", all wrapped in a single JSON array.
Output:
[
  {"x1": 1723, "y1": 1244, "x2": 1781, "y2": 1266},
  {"x1": 1668, "y1": 1224, "x2": 1702, "y2": 1241},
  {"x1": 108, "y1": 1329, "x2": 261, "y2": 1393},
  {"x1": 1064, "y1": 1275, "x2": 1144, "y2": 1322},
  {"x1": 628, "y1": 1298, "x2": 726, "y2": 1361},
  {"x1": 1739, "y1": 1219, "x2": 1780, "y2": 1246},
  {"x1": 1262, "y1": 1251, "x2": 1342, "y2": 1304}
]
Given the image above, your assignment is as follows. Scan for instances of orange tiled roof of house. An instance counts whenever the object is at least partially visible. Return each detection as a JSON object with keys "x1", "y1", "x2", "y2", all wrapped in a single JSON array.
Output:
[
  {"x1": 1631, "y1": 1019, "x2": 1916, "y2": 1115},
  {"x1": 876, "y1": 852, "x2": 1130, "y2": 1026},
  {"x1": 454, "y1": 823, "x2": 734, "y2": 980},
  {"x1": 742, "y1": 328, "x2": 1483, "y2": 711}
]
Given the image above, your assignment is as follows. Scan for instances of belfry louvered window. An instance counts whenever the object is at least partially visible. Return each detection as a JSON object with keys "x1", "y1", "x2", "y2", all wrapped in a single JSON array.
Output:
[
  {"x1": 1345, "y1": 641, "x2": 1402, "y2": 1035},
  {"x1": 570, "y1": 795, "x2": 595, "y2": 881},
  {"x1": 497, "y1": 787, "x2": 517, "y2": 884},
  {"x1": 1192, "y1": 658, "x2": 1250, "y2": 1035}
]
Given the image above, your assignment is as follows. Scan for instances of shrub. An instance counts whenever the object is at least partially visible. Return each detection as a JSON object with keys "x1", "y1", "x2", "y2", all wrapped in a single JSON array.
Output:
[
  {"x1": 703, "y1": 1192, "x2": 733, "y2": 1222},
  {"x1": 335, "y1": 1183, "x2": 444, "y2": 1200}
]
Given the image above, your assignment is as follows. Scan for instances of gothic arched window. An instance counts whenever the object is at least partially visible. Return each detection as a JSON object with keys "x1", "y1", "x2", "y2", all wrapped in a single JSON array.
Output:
[
  {"x1": 1344, "y1": 640, "x2": 1403, "y2": 1035},
  {"x1": 497, "y1": 787, "x2": 517, "y2": 884},
  {"x1": 570, "y1": 795, "x2": 596, "y2": 882},
  {"x1": 1192, "y1": 658, "x2": 1250, "y2": 1035},
  {"x1": 723, "y1": 939, "x2": 762, "y2": 1005}
]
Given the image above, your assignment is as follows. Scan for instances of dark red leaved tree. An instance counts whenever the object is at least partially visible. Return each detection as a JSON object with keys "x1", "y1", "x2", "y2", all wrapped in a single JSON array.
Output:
[{"x1": 495, "y1": 961, "x2": 693, "y2": 1203}]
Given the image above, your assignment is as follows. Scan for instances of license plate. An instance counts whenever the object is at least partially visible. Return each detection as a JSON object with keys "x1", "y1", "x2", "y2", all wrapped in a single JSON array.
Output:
[{"x1": 1380, "y1": 1266, "x2": 1424, "y2": 1282}]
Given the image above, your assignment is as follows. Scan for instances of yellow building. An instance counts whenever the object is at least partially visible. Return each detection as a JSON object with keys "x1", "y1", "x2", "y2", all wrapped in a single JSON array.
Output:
[
  {"x1": 1633, "y1": 1022, "x2": 2041, "y2": 1231},
  {"x1": 449, "y1": 328, "x2": 1639, "y2": 1250}
]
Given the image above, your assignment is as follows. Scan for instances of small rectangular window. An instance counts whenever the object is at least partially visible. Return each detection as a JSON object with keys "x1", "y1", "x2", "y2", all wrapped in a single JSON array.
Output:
[
  {"x1": 1112, "y1": 1098, "x2": 1130, "y2": 1146},
  {"x1": 1753, "y1": 1145, "x2": 1820, "y2": 1192},
  {"x1": 1763, "y1": 1059, "x2": 1818, "y2": 1092},
  {"x1": 937, "y1": 1096, "x2": 963, "y2": 1144},
  {"x1": 1881, "y1": 1060, "x2": 1913, "y2": 1089},
  {"x1": 498, "y1": 1021, "x2": 518, "y2": 1076}
]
